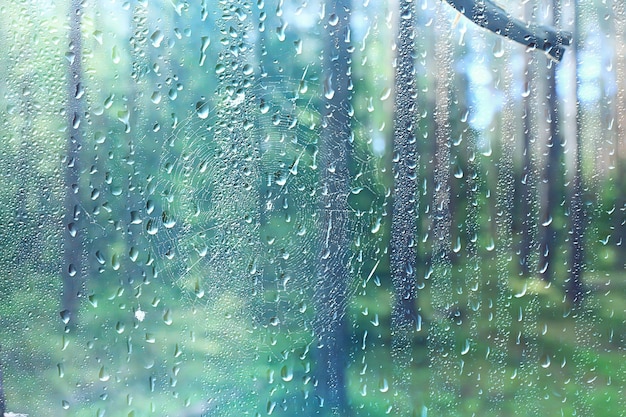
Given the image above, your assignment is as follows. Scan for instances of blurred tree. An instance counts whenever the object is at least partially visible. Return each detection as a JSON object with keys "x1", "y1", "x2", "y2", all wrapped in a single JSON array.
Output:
[
  {"x1": 567, "y1": 0, "x2": 586, "y2": 306},
  {"x1": 432, "y1": 9, "x2": 453, "y2": 268},
  {"x1": 314, "y1": 0, "x2": 352, "y2": 414},
  {"x1": 538, "y1": 0, "x2": 567, "y2": 283},
  {"x1": 62, "y1": 0, "x2": 86, "y2": 324},
  {"x1": 390, "y1": 0, "x2": 420, "y2": 387},
  {"x1": 0, "y1": 346, "x2": 5, "y2": 416},
  {"x1": 613, "y1": 1, "x2": 626, "y2": 271},
  {"x1": 517, "y1": 0, "x2": 540, "y2": 277},
  {"x1": 518, "y1": 57, "x2": 538, "y2": 277},
  {"x1": 388, "y1": 0, "x2": 424, "y2": 412},
  {"x1": 427, "y1": 7, "x2": 457, "y2": 412}
]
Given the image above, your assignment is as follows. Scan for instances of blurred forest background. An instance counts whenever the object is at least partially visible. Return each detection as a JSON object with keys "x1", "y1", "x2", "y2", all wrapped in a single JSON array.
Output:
[{"x1": 0, "y1": 0, "x2": 624, "y2": 416}]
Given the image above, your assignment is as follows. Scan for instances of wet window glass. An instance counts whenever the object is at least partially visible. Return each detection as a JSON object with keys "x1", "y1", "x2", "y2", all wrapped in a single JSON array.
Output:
[{"x1": 0, "y1": 0, "x2": 623, "y2": 416}]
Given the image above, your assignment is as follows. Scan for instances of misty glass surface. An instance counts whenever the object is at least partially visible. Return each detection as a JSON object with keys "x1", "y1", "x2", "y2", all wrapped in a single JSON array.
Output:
[{"x1": 0, "y1": 1, "x2": 624, "y2": 416}]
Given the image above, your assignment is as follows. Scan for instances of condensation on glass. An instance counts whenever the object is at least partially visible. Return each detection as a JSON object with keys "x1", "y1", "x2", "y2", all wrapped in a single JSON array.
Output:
[{"x1": 0, "y1": 1, "x2": 623, "y2": 416}]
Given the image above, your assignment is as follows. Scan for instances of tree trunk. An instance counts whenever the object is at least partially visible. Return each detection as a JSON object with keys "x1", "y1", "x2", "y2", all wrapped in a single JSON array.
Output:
[
  {"x1": 613, "y1": 0, "x2": 626, "y2": 271},
  {"x1": 389, "y1": 0, "x2": 420, "y2": 401},
  {"x1": 566, "y1": 0, "x2": 586, "y2": 306},
  {"x1": 0, "y1": 346, "x2": 5, "y2": 416},
  {"x1": 518, "y1": 57, "x2": 538, "y2": 276},
  {"x1": 427, "y1": 6, "x2": 456, "y2": 413},
  {"x1": 62, "y1": 0, "x2": 86, "y2": 326},
  {"x1": 314, "y1": 0, "x2": 352, "y2": 414},
  {"x1": 538, "y1": 0, "x2": 566, "y2": 281}
]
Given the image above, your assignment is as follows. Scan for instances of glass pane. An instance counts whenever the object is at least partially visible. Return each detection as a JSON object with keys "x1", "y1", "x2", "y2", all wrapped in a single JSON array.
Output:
[{"x1": 0, "y1": 0, "x2": 623, "y2": 416}]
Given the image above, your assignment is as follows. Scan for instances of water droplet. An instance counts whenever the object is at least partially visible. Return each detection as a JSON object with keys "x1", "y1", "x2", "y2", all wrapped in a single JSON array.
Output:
[
  {"x1": 461, "y1": 339, "x2": 470, "y2": 355},
  {"x1": 116, "y1": 321, "x2": 125, "y2": 334},
  {"x1": 162, "y1": 211, "x2": 176, "y2": 228},
  {"x1": 95, "y1": 132, "x2": 106, "y2": 144},
  {"x1": 99, "y1": 366, "x2": 110, "y2": 382},
  {"x1": 215, "y1": 63, "x2": 226, "y2": 74},
  {"x1": 111, "y1": 253, "x2": 120, "y2": 270},
  {"x1": 323, "y1": 75, "x2": 335, "y2": 100},
  {"x1": 94, "y1": 250, "x2": 106, "y2": 265},
  {"x1": 88, "y1": 295, "x2": 98, "y2": 308},
  {"x1": 280, "y1": 365, "x2": 293, "y2": 382},
  {"x1": 276, "y1": 20, "x2": 288, "y2": 41},
  {"x1": 174, "y1": 343, "x2": 182, "y2": 358},
  {"x1": 146, "y1": 219, "x2": 158, "y2": 235},
  {"x1": 194, "y1": 280, "x2": 205, "y2": 298},
  {"x1": 378, "y1": 378, "x2": 389, "y2": 392},
  {"x1": 294, "y1": 39, "x2": 302, "y2": 54},
  {"x1": 267, "y1": 400, "x2": 276, "y2": 414},
  {"x1": 200, "y1": 36, "x2": 210, "y2": 52},
  {"x1": 93, "y1": 30, "x2": 103, "y2": 44},
  {"x1": 379, "y1": 87, "x2": 391, "y2": 101},
  {"x1": 163, "y1": 309, "x2": 173, "y2": 325},
  {"x1": 299, "y1": 79, "x2": 308, "y2": 94},
  {"x1": 242, "y1": 63, "x2": 254, "y2": 76},
  {"x1": 371, "y1": 217, "x2": 382, "y2": 234},
  {"x1": 259, "y1": 99, "x2": 270, "y2": 114},
  {"x1": 112, "y1": 46, "x2": 121, "y2": 64},
  {"x1": 196, "y1": 101, "x2": 209, "y2": 119},
  {"x1": 453, "y1": 237, "x2": 461, "y2": 253},
  {"x1": 60, "y1": 309, "x2": 71, "y2": 324},
  {"x1": 67, "y1": 222, "x2": 78, "y2": 237},
  {"x1": 493, "y1": 38, "x2": 504, "y2": 58},
  {"x1": 150, "y1": 30, "x2": 164, "y2": 47},
  {"x1": 129, "y1": 246, "x2": 139, "y2": 262}
]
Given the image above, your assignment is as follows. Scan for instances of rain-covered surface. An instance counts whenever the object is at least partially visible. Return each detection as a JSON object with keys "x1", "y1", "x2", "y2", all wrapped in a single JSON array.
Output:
[{"x1": 0, "y1": 0, "x2": 624, "y2": 416}]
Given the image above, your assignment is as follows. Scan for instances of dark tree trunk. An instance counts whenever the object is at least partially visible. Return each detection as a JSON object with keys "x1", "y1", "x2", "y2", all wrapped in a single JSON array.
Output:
[
  {"x1": 432, "y1": 27, "x2": 452, "y2": 266},
  {"x1": 314, "y1": 0, "x2": 352, "y2": 415},
  {"x1": 519, "y1": 67, "x2": 537, "y2": 276},
  {"x1": 566, "y1": 1, "x2": 586, "y2": 306},
  {"x1": 0, "y1": 346, "x2": 5, "y2": 416},
  {"x1": 538, "y1": 17, "x2": 566, "y2": 282},
  {"x1": 62, "y1": 0, "x2": 86, "y2": 326},
  {"x1": 389, "y1": 0, "x2": 420, "y2": 388},
  {"x1": 613, "y1": 2, "x2": 626, "y2": 271}
]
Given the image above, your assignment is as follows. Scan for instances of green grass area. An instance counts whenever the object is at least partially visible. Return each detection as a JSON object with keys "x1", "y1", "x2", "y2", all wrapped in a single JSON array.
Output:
[{"x1": 2, "y1": 262, "x2": 622, "y2": 416}]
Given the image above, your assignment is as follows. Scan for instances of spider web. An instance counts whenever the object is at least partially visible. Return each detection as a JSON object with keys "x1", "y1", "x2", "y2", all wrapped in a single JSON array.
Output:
[{"x1": 145, "y1": 73, "x2": 386, "y2": 348}]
